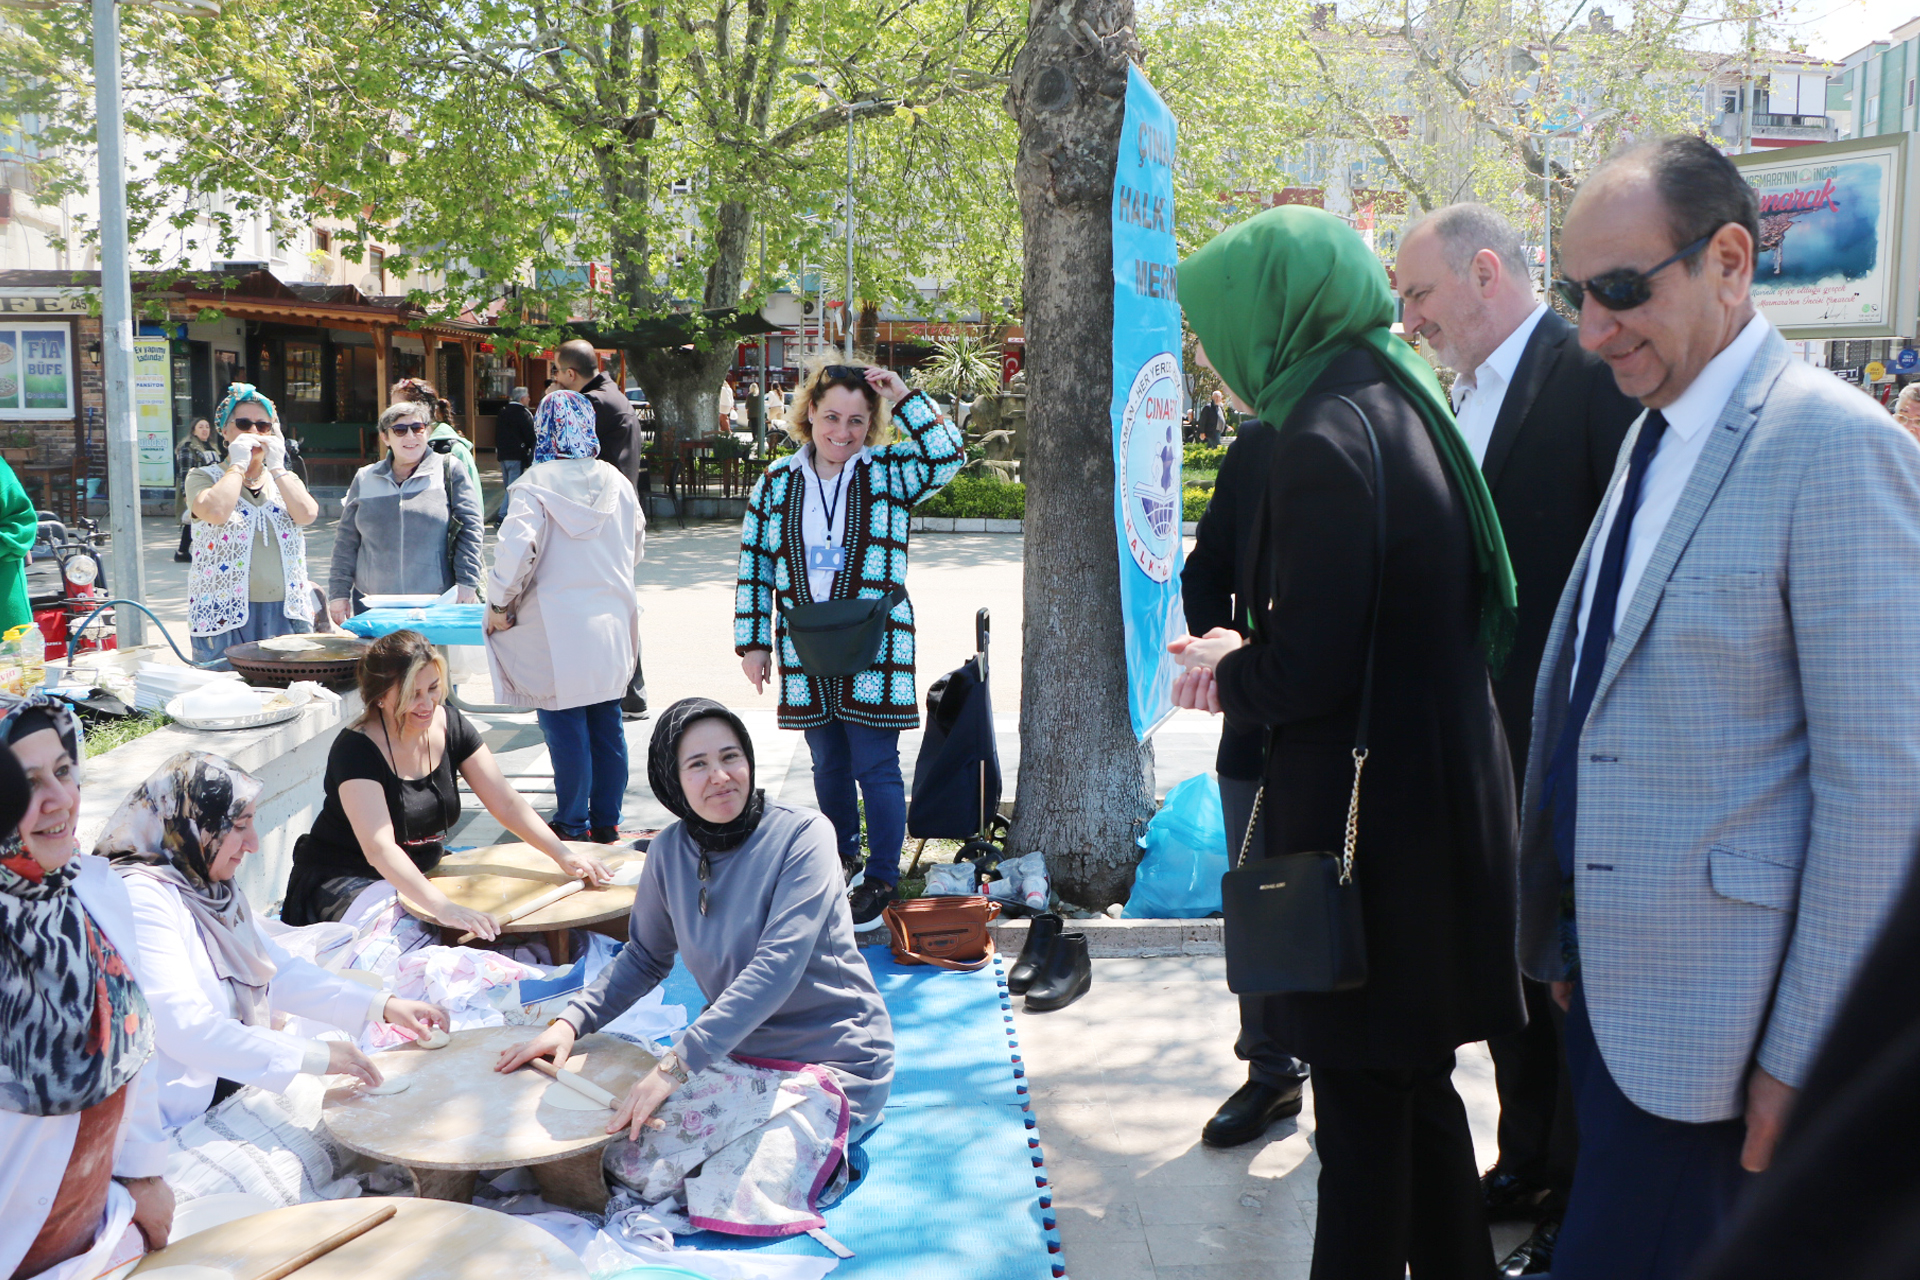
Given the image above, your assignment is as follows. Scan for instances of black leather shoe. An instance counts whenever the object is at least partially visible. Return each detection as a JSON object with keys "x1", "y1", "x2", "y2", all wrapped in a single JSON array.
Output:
[
  {"x1": 1201, "y1": 1079, "x2": 1305, "y2": 1148},
  {"x1": 589, "y1": 826, "x2": 621, "y2": 844},
  {"x1": 1482, "y1": 1167, "x2": 1553, "y2": 1221},
  {"x1": 1006, "y1": 913, "x2": 1063, "y2": 995},
  {"x1": 847, "y1": 878, "x2": 896, "y2": 926},
  {"x1": 1497, "y1": 1216, "x2": 1559, "y2": 1277},
  {"x1": 1023, "y1": 932, "x2": 1090, "y2": 1012}
]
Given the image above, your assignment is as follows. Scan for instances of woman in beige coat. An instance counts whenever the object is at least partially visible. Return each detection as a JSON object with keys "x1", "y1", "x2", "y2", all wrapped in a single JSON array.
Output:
[{"x1": 483, "y1": 390, "x2": 645, "y2": 842}]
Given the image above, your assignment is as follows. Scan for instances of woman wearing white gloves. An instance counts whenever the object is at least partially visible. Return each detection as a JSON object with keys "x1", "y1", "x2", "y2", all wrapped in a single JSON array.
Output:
[{"x1": 185, "y1": 384, "x2": 319, "y2": 668}]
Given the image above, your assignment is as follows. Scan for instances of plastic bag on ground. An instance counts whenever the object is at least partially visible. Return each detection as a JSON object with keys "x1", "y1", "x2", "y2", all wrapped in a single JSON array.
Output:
[
  {"x1": 985, "y1": 850, "x2": 1049, "y2": 910},
  {"x1": 1122, "y1": 773, "x2": 1228, "y2": 919}
]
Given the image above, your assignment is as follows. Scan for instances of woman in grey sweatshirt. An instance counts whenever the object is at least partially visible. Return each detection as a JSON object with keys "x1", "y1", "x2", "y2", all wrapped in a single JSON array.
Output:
[{"x1": 498, "y1": 698, "x2": 894, "y2": 1136}]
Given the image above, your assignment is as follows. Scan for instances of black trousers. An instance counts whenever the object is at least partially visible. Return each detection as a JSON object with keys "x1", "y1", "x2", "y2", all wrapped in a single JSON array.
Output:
[
  {"x1": 1308, "y1": 1054, "x2": 1492, "y2": 1280},
  {"x1": 1486, "y1": 977, "x2": 1577, "y2": 1197},
  {"x1": 622, "y1": 633, "x2": 648, "y2": 713}
]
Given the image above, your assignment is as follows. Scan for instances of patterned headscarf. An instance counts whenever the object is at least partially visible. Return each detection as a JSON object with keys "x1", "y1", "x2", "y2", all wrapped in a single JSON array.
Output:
[
  {"x1": 534, "y1": 389, "x2": 600, "y2": 463},
  {"x1": 98, "y1": 752, "x2": 276, "y2": 1028},
  {"x1": 0, "y1": 694, "x2": 154, "y2": 1117},
  {"x1": 647, "y1": 698, "x2": 766, "y2": 854},
  {"x1": 213, "y1": 382, "x2": 281, "y2": 436}
]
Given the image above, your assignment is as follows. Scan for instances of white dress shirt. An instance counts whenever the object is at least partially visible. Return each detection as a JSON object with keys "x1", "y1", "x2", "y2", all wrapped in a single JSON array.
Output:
[
  {"x1": 791, "y1": 444, "x2": 869, "y2": 602},
  {"x1": 121, "y1": 873, "x2": 389, "y2": 1129},
  {"x1": 1449, "y1": 304, "x2": 1549, "y2": 466},
  {"x1": 1571, "y1": 312, "x2": 1773, "y2": 683}
]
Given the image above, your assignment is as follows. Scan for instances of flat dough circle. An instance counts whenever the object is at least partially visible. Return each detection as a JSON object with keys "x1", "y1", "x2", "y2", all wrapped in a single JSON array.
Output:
[
  {"x1": 138, "y1": 1268, "x2": 234, "y2": 1280},
  {"x1": 360, "y1": 1076, "x2": 411, "y2": 1096},
  {"x1": 418, "y1": 1028, "x2": 452, "y2": 1049},
  {"x1": 541, "y1": 1082, "x2": 604, "y2": 1111}
]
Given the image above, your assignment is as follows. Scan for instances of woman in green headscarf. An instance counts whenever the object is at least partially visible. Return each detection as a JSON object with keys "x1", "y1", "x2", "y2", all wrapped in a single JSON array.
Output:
[
  {"x1": 0, "y1": 457, "x2": 37, "y2": 635},
  {"x1": 1167, "y1": 206, "x2": 1524, "y2": 1280}
]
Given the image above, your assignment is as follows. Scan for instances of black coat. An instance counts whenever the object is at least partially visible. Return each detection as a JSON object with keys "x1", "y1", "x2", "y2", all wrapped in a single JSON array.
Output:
[
  {"x1": 1214, "y1": 347, "x2": 1523, "y2": 1069},
  {"x1": 1479, "y1": 309, "x2": 1638, "y2": 775},
  {"x1": 1688, "y1": 853, "x2": 1920, "y2": 1280},
  {"x1": 581, "y1": 371, "x2": 640, "y2": 487},
  {"x1": 1181, "y1": 419, "x2": 1277, "y2": 780},
  {"x1": 1195, "y1": 401, "x2": 1224, "y2": 446},
  {"x1": 495, "y1": 401, "x2": 537, "y2": 465}
]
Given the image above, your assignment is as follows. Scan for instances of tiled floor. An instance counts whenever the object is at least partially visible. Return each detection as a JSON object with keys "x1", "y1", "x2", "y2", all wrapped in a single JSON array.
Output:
[{"x1": 1012, "y1": 957, "x2": 1528, "y2": 1279}]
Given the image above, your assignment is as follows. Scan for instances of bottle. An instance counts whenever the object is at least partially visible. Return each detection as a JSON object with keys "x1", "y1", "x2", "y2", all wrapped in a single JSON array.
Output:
[
  {"x1": 0, "y1": 627, "x2": 21, "y2": 697},
  {"x1": 14, "y1": 624, "x2": 44, "y2": 691}
]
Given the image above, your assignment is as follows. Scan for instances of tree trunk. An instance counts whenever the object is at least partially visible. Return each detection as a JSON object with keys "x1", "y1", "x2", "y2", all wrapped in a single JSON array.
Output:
[{"x1": 1004, "y1": 0, "x2": 1151, "y2": 908}]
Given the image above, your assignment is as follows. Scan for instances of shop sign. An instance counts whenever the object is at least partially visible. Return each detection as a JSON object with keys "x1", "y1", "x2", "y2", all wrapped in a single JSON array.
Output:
[
  {"x1": 0, "y1": 295, "x2": 82, "y2": 315},
  {"x1": 1833, "y1": 367, "x2": 1865, "y2": 383},
  {"x1": 1734, "y1": 134, "x2": 1918, "y2": 341},
  {"x1": 1866, "y1": 360, "x2": 1888, "y2": 382},
  {"x1": 1896, "y1": 348, "x2": 1919, "y2": 373},
  {"x1": 133, "y1": 338, "x2": 174, "y2": 485},
  {"x1": 0, "y1": 321, "x2": 76, "y2": 419}
]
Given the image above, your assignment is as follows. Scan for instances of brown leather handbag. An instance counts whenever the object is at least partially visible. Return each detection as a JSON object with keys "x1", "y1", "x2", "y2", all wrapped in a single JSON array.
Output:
[{"x1": 882, "y1": 895, "x2": 1001, "y2": 971}]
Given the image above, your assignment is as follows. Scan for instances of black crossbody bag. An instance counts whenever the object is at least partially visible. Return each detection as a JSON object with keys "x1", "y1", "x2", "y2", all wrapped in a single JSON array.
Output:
[
  {"x1": 1220, "y1": 395, "x2": 1383, "y2": 995},
  {"x1": 784, "y1": 585, "x2": 908, "y2": 678}
]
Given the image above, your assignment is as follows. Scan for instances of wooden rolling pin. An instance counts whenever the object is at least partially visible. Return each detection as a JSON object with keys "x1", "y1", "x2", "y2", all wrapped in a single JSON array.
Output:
[
  {"x1": 241, "y1": 1204, "x2": 396, "y2": 1280},
  {"x1": 454, "y1": 878, "x2": 587, "y2": 944},
  {"x1": 527, "y1": 1056, "x2": 663, "y2": 1128}
]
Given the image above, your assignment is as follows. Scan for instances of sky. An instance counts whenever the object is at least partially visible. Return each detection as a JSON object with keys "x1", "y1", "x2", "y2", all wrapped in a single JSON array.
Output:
[{"x1": 1783, "y1": 0, "x2": 1910, "y2": 60}]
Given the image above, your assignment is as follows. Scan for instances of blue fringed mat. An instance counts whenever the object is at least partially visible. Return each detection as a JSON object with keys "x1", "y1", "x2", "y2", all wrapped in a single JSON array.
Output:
[{"x1": 663, "y1": 945, "x2": 1064, "y2": 1278}]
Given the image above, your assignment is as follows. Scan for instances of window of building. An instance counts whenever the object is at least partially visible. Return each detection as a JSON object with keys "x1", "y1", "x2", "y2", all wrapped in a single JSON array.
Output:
[
  {"x1": 1721, "y1": 89, "x2": 1739, "y2": 114},
  {"x1": 1909, "y1": 78, "x2": 1916, "y2": 107},
  {"x1": 284, "y1": 342, "x2": 324, "y2": 404},
  {"x1": 313, "y1": 228, "x2": 331, "y2": 252},
  {"x1": 369, "y1": 247, "x2": 385, "y2": 290},
  {"x1": 1867, "y1": 94, "x2": 1879, "y2": 124}
]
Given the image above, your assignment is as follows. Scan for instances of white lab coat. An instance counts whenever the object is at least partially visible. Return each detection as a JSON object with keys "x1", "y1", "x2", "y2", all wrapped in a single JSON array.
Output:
[
  {"x1": 0, "y1": 857, "x2": 168, "y2": 1279},
  {"x1": 120, "y1": 874, "x2": 389, "y2": 1130}
]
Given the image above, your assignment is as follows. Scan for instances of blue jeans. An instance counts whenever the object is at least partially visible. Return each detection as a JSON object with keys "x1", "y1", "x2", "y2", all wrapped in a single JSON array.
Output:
[
  {"x1": 538, "y1": 700, "x2": 628, "y2": 836},
  {"x1": 191, "y1": 602, "x2": 311, "y2": 669},
  {"x1": 805, "y1": 720, "x2": 906, "y2": 885}
]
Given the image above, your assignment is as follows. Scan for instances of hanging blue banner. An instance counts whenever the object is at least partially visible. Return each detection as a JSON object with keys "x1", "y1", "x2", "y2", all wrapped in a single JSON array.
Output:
[{"x1": 1110, "y1": 64, "x2": 1183, "y2": 741}]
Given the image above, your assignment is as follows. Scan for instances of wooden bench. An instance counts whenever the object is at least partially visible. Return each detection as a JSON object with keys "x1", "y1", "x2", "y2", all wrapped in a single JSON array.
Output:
[{"x1": 292, "y1": 421, "x2": 375, "y2": 482}]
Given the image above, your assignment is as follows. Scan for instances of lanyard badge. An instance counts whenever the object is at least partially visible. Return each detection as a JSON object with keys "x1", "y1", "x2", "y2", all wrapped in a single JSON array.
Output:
[{"x1": 808, "y1": 465, "x2": 851, "y2": 573}]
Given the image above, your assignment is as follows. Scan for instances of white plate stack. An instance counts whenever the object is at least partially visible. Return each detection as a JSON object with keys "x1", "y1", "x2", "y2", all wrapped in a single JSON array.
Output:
[{"x1": 135, "y1": 663, "x2": 237, "y2": 713}]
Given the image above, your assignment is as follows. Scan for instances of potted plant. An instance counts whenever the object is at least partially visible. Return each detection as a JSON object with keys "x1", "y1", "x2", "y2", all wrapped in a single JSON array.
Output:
[{"x1": 0, "y1": 428, "x2": 36, "y2": 464}]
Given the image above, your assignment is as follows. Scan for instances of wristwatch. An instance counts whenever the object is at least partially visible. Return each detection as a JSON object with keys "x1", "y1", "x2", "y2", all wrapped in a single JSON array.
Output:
[{"x1": 654, "y1": 1050, "x2": 689, "y2": 1084}]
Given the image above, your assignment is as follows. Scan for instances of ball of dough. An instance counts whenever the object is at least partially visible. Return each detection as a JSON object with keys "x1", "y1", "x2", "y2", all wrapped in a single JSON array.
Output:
[
  {"x1": 359, "y1": 1076, "x2": 411, "y2": 1096},
  {"x1": 418, "y1": 1027, "x2": 452, "y2": 1050}
]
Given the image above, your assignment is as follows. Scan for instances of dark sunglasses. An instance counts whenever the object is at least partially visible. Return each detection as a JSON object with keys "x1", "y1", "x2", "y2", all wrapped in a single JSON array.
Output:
[
  {"x1": 822, "y1": 365, "x2": 868, "y2": 382},
  {"x1": 1552, "y1": 232, "x2": 1715, "y2": 312},
  {"x1": 229, "y1": 417, "x2": 273, "y2": 432},
  {"x1": 385, "y1": 421, "x2": 429, "y2": 436}
]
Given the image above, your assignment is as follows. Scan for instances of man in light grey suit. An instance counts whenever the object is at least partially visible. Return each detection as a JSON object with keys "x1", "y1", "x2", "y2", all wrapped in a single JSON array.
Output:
[{"x1": 1524, "y1": 134, "x2": 1920, "y2": 1280}]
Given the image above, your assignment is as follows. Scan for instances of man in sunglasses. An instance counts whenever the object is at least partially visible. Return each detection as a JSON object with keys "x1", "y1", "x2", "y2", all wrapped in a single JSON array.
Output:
[
  {"x1": 1517, "y1": 134, "x2": 1920, "y2": 1280},
  {"x1": 1396, "y1": 202, "x2": 1638, "y2": 1276}
]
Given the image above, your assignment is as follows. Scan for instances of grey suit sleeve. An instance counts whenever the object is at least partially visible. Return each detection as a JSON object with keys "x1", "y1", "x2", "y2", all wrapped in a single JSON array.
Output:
[
  {"x1": 328, "y1": 472, "x2": 364, "y2": 600},
  {"x1": 561, "y1": 860, "x2": 677, "y2": 1033},
  {"x1": 1761, "y1": 417, "x2": 1920, "y2": 1088},
  {"x1": 445, "y1": 460, "x2": 485, "y2": 589}
]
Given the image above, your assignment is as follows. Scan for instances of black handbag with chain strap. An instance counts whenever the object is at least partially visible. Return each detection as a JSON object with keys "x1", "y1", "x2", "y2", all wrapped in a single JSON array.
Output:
[{"x1": 1220, "y1": 395, "x2": 1383, "y2": 995}]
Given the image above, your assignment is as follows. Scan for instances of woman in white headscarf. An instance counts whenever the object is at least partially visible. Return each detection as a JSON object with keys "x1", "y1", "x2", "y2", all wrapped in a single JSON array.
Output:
[{"x1": 100, "y1": 751, "x2": 447, "y2": 1130}]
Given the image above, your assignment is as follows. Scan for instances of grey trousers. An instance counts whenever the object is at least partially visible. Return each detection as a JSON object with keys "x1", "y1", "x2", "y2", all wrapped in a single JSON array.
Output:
[{"x1": 1219, "y1": 773, "x2": 1310, "y2": 1089}]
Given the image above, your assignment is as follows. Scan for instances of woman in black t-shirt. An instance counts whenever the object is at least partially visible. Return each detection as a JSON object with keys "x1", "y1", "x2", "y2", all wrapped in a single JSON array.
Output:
[{"x1": 281, "y1": 629, "x2": 613, "y2": 930}]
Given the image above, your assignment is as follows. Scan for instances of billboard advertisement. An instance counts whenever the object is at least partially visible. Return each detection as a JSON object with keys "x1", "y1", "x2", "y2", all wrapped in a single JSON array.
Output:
[
  {"x1": 0, "y1": 322, "x2": 75, "y2": 420},
  {"x1": 133, "y1": 337, "x2": 174, "y2": 487},
  {"x1": 1110, "y1": 64, "x2": 1184, "y2": 741},
  {"x1": 1735, "y1": 134, "x2": 1917, "y2": 341}
]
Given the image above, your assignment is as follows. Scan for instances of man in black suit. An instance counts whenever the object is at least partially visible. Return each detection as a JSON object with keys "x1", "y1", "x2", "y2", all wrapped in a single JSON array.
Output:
[
  {"x1": 1180, "y1": 412, "x2": 1309, "y2": 1148},
  {"x1": 490, "y1": 385, "x2": 537, "y2": 529},
  {"x1": 1396, "y1": 202, "x2": 1638, "y2": 1276},
  {"x1": 554, "y1": 338, "x2": 648, "y2": 719}
]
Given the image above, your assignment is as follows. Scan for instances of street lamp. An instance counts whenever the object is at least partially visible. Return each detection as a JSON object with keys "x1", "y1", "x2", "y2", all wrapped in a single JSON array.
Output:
[
  {"x1": 1527, "y1": 108, "x2": 1617, "y2": 296},
  {"x1": 794, "y1": 74, "x2": 874, "y2": 360}
]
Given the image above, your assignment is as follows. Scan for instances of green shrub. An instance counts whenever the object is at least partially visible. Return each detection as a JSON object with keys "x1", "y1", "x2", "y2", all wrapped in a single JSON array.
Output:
[
  {"x1": 1184, "y1": 443, "x2": 1227, "y2": 473},
  {"x1": 1184, "y1": 486, "x2": 1212, "y2": 522},
  {"x1": 84, "y1": 712, "x2": 172, "y2": 759},
  {"x1": 916, "y1": 474, "x2": 1027, "y2": 520}
]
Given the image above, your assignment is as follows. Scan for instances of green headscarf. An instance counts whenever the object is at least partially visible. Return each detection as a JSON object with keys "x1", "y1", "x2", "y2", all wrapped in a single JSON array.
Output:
[{"x1": 1177, "y1": 205, "x2": 1517, "y2": 669}]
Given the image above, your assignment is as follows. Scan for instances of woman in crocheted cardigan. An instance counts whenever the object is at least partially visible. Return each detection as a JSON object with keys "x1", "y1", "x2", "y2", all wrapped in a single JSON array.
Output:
[{"x1": 734, "y1": 359, "x2": 964, "y2": 925}]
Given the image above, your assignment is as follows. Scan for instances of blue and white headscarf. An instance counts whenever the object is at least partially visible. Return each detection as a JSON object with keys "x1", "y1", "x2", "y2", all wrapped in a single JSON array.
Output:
[
  {"x1": 213, "y1": 383, "x2": 280, "y2": 435},
  {"x1": 534, "y1": 390, "x2": 599, "y2": 463}
]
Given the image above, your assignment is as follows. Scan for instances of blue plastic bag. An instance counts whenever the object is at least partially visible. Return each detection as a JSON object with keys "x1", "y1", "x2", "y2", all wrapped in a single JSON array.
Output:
[{"x1": 1122, "y1": 773, "x2": 1229, "y2": 918}]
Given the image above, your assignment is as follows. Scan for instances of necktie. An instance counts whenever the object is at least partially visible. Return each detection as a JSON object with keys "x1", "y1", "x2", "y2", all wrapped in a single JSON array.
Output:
[{"x1": 1542, "y1": 410, "x2": 1669, "y2": 880}]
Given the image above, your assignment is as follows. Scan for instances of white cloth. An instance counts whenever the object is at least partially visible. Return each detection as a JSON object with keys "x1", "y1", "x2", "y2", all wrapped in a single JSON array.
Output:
[
  {"x1": 1572, "y1": 312, "x2": 1772, "y2": 683},
  {"x1": 0, "y1": 858, "x2": 168, "y2": 1279},
  {"x1": 795, "y1": 445, "x2": 864, "y2": 602},
  {"x1": 1448, "y1": 303, "x2": 1548, "y2": 466},
  {"x1": 120, "y1": 875, "x2": 387, "y2": 1129}
]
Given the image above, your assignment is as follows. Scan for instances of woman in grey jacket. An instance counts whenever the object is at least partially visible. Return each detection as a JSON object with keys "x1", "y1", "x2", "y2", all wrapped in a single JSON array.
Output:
[
  {"x1": 326, "y1": 400, "x2": 483, "y2": 622},
  {"x1": 498, "y1": 698, "x2": 893, "y2": 1230}
]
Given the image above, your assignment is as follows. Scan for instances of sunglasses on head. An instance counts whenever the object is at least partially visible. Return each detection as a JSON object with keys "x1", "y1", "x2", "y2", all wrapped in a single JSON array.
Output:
[
  {"x1": 229, "y1": 417, "x2": 273, "y2": 432},
  {"x1": 822, "y1": 365, "x2": 868, "y2": 382},
  {"x1": 1552, "y1": 232, "x2": 1716, "y2": 313},
  {"x1": 385, "y1": 421, "x2": 430, "y2": 437}
]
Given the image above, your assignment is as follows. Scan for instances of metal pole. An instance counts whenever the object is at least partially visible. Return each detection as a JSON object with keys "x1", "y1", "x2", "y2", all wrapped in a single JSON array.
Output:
[
  {"x1": 93, "y1": 0, "x2": 146, "y2": 646},
  {"x1": 843, "y1": 104, "x2": 856, "y2": 360},
  {"x1": 757, "y1": 218, "x2": 768, "y2": 452},
  {"x1": 1542, "y1": 140, "x2": 1551, "y2": 295}
]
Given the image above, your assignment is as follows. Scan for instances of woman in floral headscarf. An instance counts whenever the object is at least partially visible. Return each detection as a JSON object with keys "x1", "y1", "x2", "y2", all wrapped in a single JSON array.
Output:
[
  {"x1": 484, "y1": 390, "x2": 643, "y2": 841},
  {"x1": 100, "y1": 752, "x2": 447, "y2": 1129},
  {"x1": 0, "y1": 695, "x2": 172, "y2": 1280},
  {"x1": 185, "y1": 384, "x2": 320, "y2": 668}
]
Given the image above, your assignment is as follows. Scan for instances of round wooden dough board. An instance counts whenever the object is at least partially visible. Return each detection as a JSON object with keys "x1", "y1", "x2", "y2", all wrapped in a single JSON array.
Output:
[
  {"x1": 128, "y1": 1196, "x2": 587, "y2": 1278},
  {"x1": 398, "y1": 841, "x2": 643, "y2": 934},
  {"x1": 321, "y1": 1025, "x2": 657, "y2": 1171}
]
